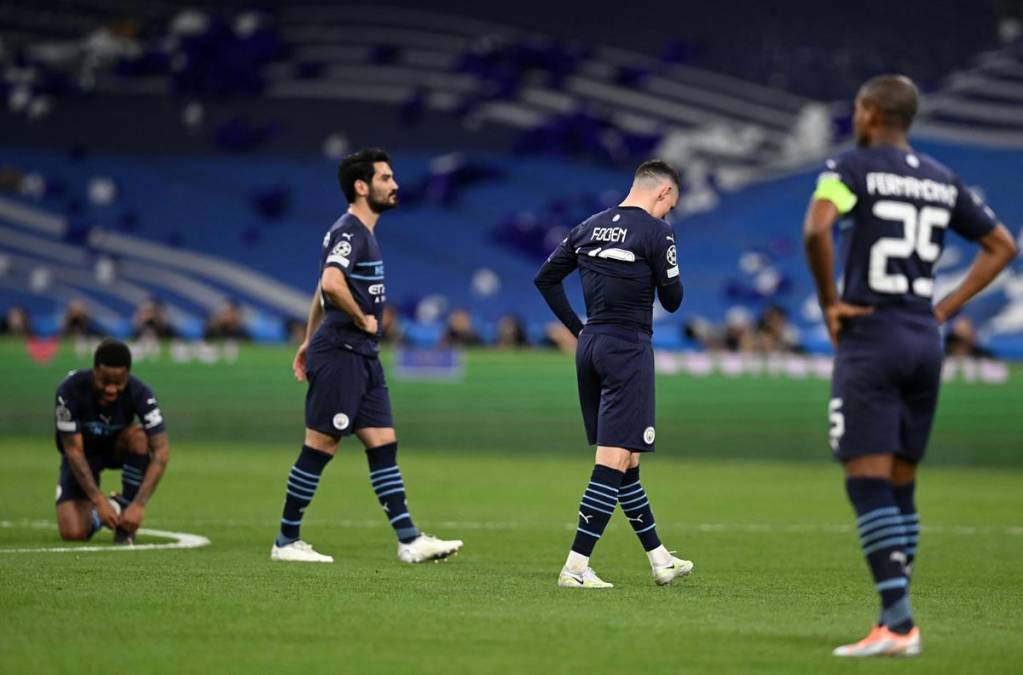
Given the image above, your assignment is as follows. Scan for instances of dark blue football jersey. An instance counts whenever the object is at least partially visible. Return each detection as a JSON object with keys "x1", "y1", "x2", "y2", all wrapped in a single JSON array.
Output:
[
  {"x1": 537, "y1": 206, "x2": 680, "y2": 334},
  {"x1": 55, "y1": 369, "x2": 165, "y2": 450},
  {"x1": 316, "y1": 212, "x2": 385, "y2": 356},
  {"x1": 815, "y1": 145, "x2": 999, "y2": 314}
]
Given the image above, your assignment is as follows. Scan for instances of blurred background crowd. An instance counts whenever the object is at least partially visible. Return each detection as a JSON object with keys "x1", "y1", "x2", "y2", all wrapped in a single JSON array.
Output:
[{"x1": 1, "y1": 1, "x2": 1021, "y2": 357}]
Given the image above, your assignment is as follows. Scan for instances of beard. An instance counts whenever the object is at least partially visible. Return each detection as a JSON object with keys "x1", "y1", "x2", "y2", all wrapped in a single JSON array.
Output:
[{"x1": 368, "y1": 189, "x2": 398, "y2": 214}]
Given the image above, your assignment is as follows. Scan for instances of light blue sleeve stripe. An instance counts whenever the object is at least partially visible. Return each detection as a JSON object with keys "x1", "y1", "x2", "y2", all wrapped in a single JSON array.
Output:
[
  {"x1": 371, "y1": 471, "x2": 402, "y2": 485},
  {"x1": 286, "y1": 489, "x2": 314, "y2": 501},
  {"x1": 634, "y1": 522, "x2": 657, "y2": 534},
  {"x1": 576, "y1": 527, "x2": 601, "y2": 539},
  {"x1": 389, "y1": 513, "x2": 412, "y2": 525},
  {"x1": 349, "y1": 273, "x2": 385, "y2": 281},
  {"x1": 373, "y1": 480, "x2": 405, "y2": 492},
  {"x1": 369, "y1": 466, "x2": 401, "y2": 478}
]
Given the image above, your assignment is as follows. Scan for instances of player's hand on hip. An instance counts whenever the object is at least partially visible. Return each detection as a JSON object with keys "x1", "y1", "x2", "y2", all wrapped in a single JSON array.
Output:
[
  {"x1": 292, "y1": 342, "x2": 309, "y2": 381},
  {"x1": 94, "y1": 496, "x2": 121, "y2": 530},
  {"x1": 825, "y1": 302, "x2": 873, "y2": 348},
  {"x1": 120, "y1": 502, "x2": 144, "y2": 534},
  {"x1": 357, "y1": 315, "x2": 379, "y2": 336}
]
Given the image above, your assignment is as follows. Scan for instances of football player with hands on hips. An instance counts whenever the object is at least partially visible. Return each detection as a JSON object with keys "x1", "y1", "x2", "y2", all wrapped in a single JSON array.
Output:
[
  {"x1": 271, "y1": 148, "x2": 463, "y2": 565},
  {"x1": 803, "y1": 74, "x2": 1017, "y2": 657}
]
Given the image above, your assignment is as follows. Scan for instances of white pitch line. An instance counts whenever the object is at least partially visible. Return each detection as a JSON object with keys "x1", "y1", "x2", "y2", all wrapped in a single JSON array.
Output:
[
  {"x1": 0, "y1": 520, "x2": 211, "y2": 554},
  {"x1": 139, "y1": 517, "x2": 1023, "y2": 537}
]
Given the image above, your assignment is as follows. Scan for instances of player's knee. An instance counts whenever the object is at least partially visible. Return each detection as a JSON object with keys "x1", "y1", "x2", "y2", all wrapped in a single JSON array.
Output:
[
  {"x1": 304, "y1": 429, "x2": 339, "y2": 455},
  {"x1": 58, "y1": 521, "x2": 89, "y2": 541},
  {"x1": 120, "y1": 426, "x2": 148, "y2": 456}
]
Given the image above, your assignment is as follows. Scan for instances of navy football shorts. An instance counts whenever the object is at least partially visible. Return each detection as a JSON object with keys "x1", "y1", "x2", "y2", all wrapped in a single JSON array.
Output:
[
  {"x1": 576, "y1": 325, "x2": 657, "y2": 453},
  {"x1": 829, "y1": 309, "x2": 942, "y2": 464},
  {"x1": 55, "y1": 434, "x2": 127, "y2": 504},
  {"x1": 304, "y1": 342, "x2": 394, "y2": 437}
]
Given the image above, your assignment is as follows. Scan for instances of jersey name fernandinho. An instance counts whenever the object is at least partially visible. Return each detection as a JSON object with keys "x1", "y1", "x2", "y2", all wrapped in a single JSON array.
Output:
[
  {"x1": 814, "y1": 145, "x2": 998, "y2": 313},
  {"x1": 316, "y1": 212, "x2": 385, "y2": 356},
  {"x1": 555, "y1": 206, "x2": 679, "y2": 333}
]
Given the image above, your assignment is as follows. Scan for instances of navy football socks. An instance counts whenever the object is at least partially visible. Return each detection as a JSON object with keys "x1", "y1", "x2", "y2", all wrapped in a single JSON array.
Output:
[
  {"x1": 571, "y1": 464, "x2": 625, "y2": 557},
  {"x1": 365, "y1": 442, "x2": 420, "y2": 544},
  {"x1": 276, "y1": 445, "x2": 332, "y2": 547},
  {"x1": 121, "y1": 452, "x2": 150, "y2": 503},
  {"x1": 619, "y1": 466, "x2": 662, "y2": 552},
  {"x1": 846, "y1": 477, "x2": 914, "y2": 634},
  {"x1": 893, "y1": 482, "x2": 919, "y2": 578}
]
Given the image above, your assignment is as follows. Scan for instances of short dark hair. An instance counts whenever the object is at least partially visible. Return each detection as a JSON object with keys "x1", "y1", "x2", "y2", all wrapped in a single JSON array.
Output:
[
  {"x1": 858, "y1": 74, "x2": 919, "y2": 130},
  {"x1": 634, "y1": 159, "x2": 681, "y2": 191},
  {"x1": 94, "y1": 338, "x2": 132, "y2": 370},
  {"x1": 337, "y1": 148, "x2": 392, "y2": 203}
]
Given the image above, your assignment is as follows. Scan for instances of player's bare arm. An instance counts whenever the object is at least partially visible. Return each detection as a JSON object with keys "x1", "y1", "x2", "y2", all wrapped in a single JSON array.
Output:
[
  {"x1": 292, "y1": 282, "x2": 326, "y2": 381},
  {"x1": 934, "y1": 224, "x2": 1018, "y2": 324},
  {"x1": 120, "y1": 431, "x2": 170, "y2": 533},
  {"x1": 60, "y1": 432, "x2": 119, "y2": 529},
  {"x1": 321, "y1": 266, "x2": 378, "y2": 335},
  {"x1": 803, "y1": 198, "x2": 874, "y2": 346}
]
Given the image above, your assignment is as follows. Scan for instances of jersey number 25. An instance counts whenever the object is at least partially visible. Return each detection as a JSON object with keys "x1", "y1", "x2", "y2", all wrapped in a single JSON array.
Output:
[{"x1": 869, "y1": 200, "x2": 950, "y2": 298}]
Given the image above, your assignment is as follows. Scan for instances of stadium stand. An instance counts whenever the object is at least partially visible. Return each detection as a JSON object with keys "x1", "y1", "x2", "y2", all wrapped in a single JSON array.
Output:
[{"x1": 1, "y1": 1, "x2": 1021, "y2": 354}]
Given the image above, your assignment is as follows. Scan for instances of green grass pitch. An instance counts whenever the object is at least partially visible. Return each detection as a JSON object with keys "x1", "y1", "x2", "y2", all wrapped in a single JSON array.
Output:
[{"x1": 1, "y1": 341, "x2": 1021, "y2": 673}]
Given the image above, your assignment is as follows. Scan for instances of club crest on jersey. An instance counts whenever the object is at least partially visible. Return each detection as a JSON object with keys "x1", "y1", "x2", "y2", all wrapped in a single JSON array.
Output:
[
  {"x1": 332, "y1": 413, "x2": 350, "y2": 431},
  {"x1": 643, "y1": 427, "x2": 656, "y2": 444}
]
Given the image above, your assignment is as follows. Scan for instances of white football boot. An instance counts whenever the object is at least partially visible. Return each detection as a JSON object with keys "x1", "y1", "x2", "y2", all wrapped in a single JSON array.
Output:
[
  {"x1": 270, "y1": 540, "x2": 334, "y2": 563},
  {"x1": 652, "y1": 553, "x2": 694, "y2": 586},
  {"x1": 558, "y1": 567, "x2": 614, "y2": 589},
  {"x1": 397, "y1": 534, "x2": 463, "y2": 563}
]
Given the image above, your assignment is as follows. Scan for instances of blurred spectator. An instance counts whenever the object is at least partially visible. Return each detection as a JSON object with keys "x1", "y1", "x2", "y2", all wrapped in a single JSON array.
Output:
[
  {"x1": 204, "y1": 300, "x2": 250, "y2": 341},
  {"x1": 286, "y1": 318, "x2": 307, "y2": 345},
  {"x1": 132, "y1": 298, "x2": 177, "y2": 339},
  {"x1": 945, "y1": 317, "x2": 994, "y2": 358},
  {"x1": 442, "y1": 309, "x2": 481, "y2": 347},
  {"x1": 61, "y1": 299, "x2": 100, "y2": 337},
  {"x1": 1, "y1": 305, "x2": 33, "y2": 336},
  {"x1": 722, "y1": 307, "x2": 756, "y2": 352},
  {"x1": 381, "y1": 305, "x2": 403, "y2": 344},
  {"x1": 542, "y1": 322, "x2": 577, "y2": 353},
  {"x1": 754, "y1": 305, "x2": 802, "y2": 353},
  {"x1": 495, "y1": 314, "x2": 529, "y2": 348}
]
